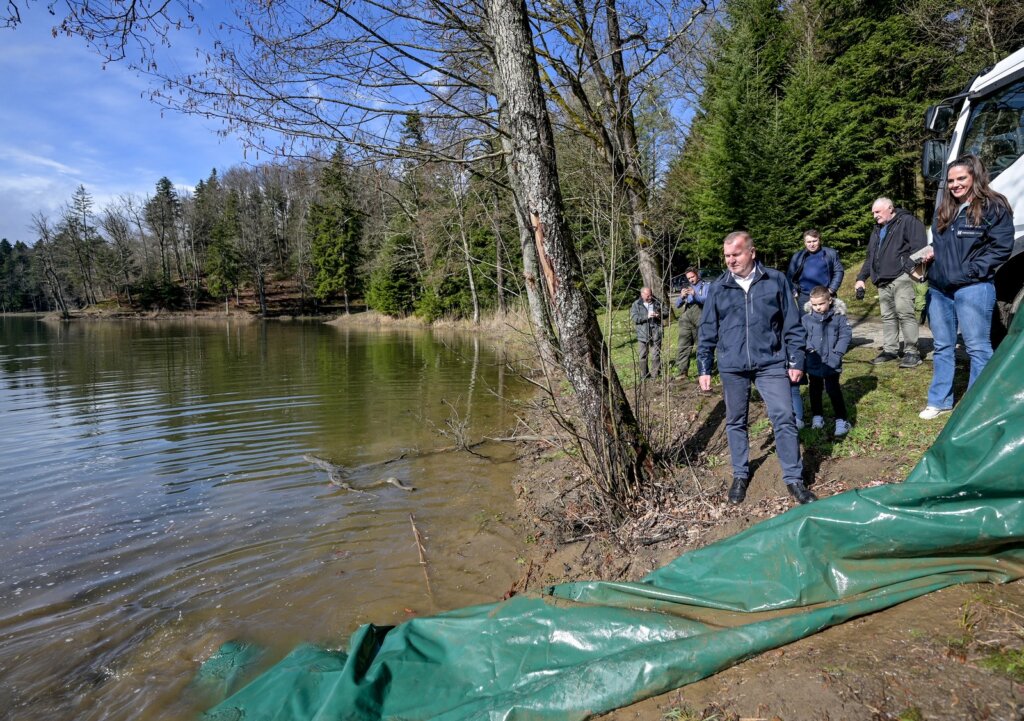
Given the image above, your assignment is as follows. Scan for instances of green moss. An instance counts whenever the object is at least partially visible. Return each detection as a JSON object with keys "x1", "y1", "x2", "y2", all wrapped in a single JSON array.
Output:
[{"x1": 980, "y1": 648, "x2": 1024, "y2": 682}]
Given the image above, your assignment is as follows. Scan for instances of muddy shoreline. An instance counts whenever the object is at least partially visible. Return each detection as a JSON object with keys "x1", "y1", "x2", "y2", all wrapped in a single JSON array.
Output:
[{"x1": 505, "y1": 380, "x2": 1024, "y2": 721}]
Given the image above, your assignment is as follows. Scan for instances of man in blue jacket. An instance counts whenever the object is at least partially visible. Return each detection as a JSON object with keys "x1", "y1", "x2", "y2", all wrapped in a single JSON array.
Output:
[
  {"x1": 698, "y1": 232, "x2": 815, "y2": 505},
  {"x1": 786, "y1": 229, "x2": 844, "y2": 311}
]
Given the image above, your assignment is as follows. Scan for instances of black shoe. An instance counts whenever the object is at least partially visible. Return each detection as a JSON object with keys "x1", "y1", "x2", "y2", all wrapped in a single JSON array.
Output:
[
  {"x1": 871, "y1": 352, "x2": 899, "y2": 365},
  {"x1": 787, "y1": 482, "x2": 817, "y2": 504},
  {"x1": 728, "y1": 477, "x2": 749, "y2": 504},
  {"x1": 899, "y1": 352, "x2": 922, "y2": 369}
]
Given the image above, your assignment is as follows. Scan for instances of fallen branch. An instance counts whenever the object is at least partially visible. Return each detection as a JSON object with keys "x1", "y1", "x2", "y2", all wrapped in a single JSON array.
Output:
[
  {"x1": 409, "y1": 514, "x2": 434, "y2": 604},
  {"x1": 483, "y1": 435, "x2": 559, "y2": 446}
]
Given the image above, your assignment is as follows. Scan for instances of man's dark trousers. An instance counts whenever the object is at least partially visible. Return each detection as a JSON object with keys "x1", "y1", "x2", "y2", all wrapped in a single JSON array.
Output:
[
  {"x1": 675, "y1": 302, "x2": 701, "y2": 375},
  {"x1": 720, "y1": 367, "x2": 804, "y2": 486}
]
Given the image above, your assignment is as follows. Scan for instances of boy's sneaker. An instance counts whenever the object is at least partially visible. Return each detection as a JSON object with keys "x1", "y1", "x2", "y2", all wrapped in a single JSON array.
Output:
[
  {"x1": 834, "y1": 419, "x2": 851, "y2": 437},
  {"x1": 919, "y1": 406, "x2": 951, "y2": 420},
  {"x1": 811, "y1": 415, "x2": 824, "y2": 429},
  {"x1": 899, "y1": 352, "x2": 922, "y2": 369},
  {"x1": 795, "y1": 418, "x2": 805, "y2": 430},
  {"x1": 871, "y1": 351, "x2": 899, "y2": 365}
]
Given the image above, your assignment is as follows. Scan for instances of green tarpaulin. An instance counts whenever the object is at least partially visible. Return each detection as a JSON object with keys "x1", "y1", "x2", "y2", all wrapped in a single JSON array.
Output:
[{"x1": 204, "y1": 315, "x2": 1024, "y2": 721}]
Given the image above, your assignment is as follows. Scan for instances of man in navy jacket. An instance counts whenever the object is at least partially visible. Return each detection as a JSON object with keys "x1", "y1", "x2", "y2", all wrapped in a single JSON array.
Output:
[
  {"x1": 786, "y1": 229, "x2": 844, "y2": 310},
  {"x1": 698, "y1": 232, "x2": 815, "y2": 505}
]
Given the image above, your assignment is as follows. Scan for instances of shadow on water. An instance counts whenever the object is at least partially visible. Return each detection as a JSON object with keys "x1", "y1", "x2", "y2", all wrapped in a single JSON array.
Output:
[{"x1": 0, "y1": 316, "x2": 532, "y2": 721}]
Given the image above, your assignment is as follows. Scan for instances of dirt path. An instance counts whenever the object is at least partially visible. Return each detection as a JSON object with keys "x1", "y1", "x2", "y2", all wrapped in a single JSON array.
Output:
[{"x1": 599, "y1": 580, "x2": 1024, "y2": 721}]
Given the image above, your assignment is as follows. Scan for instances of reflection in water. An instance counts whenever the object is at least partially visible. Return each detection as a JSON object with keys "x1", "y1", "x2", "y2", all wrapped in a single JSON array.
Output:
[{"x1": 0, "y1": 317, "x2": 529, "y2": 721}]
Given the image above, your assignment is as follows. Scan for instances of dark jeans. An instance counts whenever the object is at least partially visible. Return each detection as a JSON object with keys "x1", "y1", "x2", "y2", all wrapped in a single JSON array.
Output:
[
  {"x1": 808, "y1": 374, "x2": 847, "y2": 419},
  {"x1": 720, "y1": 368, "x2": 803, "y2": 486}
]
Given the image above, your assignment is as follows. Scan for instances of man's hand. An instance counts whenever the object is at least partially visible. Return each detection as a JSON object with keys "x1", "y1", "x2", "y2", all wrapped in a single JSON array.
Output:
[
  {"x1": 699, "y1": 374, "x2": 712, "y2": 392},
  {"x1": 788, "y1": 368, "x2": 803, "y2": 383},
  {"x1": 854, "y1": 279, "x2": 866, "y2": 300}
]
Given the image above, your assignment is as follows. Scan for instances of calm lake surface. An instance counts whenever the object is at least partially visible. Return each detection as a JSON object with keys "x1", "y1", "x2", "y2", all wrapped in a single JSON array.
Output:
[{"x1": 0, "y1": 316, "x2": 532, "y2": 720}]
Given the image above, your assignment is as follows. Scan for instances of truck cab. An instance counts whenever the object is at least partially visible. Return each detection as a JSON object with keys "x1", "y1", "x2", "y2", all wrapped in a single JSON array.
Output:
[{"x1": 922, "y1": 45, "x2": 1024, "y2": 342}]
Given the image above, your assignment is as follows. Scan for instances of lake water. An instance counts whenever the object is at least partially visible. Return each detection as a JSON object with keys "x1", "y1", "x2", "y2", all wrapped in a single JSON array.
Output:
[{"x1": 0, "y1": 316, "x2": 532, "y2": 720}]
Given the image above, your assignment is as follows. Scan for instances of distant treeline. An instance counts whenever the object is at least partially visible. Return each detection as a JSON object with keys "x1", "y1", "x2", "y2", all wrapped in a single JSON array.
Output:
[{"x1": 4, "y1": 1, "x2": 1022, "y2": 318}]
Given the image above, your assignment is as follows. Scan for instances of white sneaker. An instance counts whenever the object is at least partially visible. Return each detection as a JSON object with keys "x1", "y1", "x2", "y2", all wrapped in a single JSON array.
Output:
[
  {"x1": 811, "y1": 415, "x2": 824, "y2": 429},
  {"x1": 919, "y1": 406, "x2": 951, "y2": 420},
  {"x1": 795, "y1": 418, "x2": 805, "y2": 430},
  {"x1": 834, "y1": 419, "x2": 851, "y2": 437}
]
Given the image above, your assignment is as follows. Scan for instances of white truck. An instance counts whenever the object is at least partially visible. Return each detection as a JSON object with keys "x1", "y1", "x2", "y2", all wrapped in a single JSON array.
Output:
[{"x1": 922, "y1": 44, "x2": 1024, "y2": 342}]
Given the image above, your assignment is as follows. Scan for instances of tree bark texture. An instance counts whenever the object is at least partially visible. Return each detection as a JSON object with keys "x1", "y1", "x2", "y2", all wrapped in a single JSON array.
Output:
[
  {"x1": 494, "y1": 78, "x2": 559, "y2": 371},
  {"x1": 485, "y1": 0, "x2": 652, "y2": 506}
]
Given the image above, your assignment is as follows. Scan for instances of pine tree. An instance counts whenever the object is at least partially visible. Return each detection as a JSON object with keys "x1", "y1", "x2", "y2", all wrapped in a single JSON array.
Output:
[
  {"x1": 672, "y1": 0, "x2": 794, "y2": 262},
  {"x1": 309, "y1": 147, "x2": 363, "y2": 313},
  {"x1": 365, "y1": 234, "x2": 416, "y2": 316},
  {"x1": 145, "y1": 177, "x2": 181, "y2": 282},
  {"x1": 205, "y1": 191, "x2": 241, "y2": 313}
]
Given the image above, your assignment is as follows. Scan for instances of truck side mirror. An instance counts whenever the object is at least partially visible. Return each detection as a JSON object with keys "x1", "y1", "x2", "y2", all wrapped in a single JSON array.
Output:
[
  {"x1": 922, "y1": 139, "x2": 947, "y2": 182},
  {"x1": 925, "y1": 103, "x2": 955, "y2": 133}
]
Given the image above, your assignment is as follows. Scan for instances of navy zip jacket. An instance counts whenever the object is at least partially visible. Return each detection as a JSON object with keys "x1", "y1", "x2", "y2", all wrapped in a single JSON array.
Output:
[
  {"x1": 801, "y1": 298, "x2": 852, "y2": 377},
  {"x1": 786, "y1": 246, "x2": 844, "y2": 295},
  {"x1": 929, "y1": 201, "x2": 1014, "y2": 293},
  {"x1": 697, "y1": 263, "x2": 805, "y2": 376}
]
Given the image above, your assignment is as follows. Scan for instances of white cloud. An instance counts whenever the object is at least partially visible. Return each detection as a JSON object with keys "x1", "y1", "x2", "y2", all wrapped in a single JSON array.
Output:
[
  {"x1": 0, "y1": 147, "x2": 81, "y2": 177},
  {"x1": 0, "y1": 10, "x2": 248, "y2": 245}
]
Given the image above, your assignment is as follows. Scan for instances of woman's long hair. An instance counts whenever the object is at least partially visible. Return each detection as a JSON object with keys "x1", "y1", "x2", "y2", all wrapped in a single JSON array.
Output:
[{"x1": 935, "y1": 154, "x2": 1011, "y2": 232}]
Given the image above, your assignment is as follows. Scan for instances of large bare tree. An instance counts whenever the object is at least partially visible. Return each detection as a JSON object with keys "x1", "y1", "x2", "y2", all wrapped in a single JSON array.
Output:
[
  {"x1": 484, "y1": 0, "x2": 653, "y2": 504},
  {"x1": 7, "y1": 0, "x2": 672, "y2": 508},
  {"x1": 530, "y1": 0, "x2": 710, "y2": 299}
]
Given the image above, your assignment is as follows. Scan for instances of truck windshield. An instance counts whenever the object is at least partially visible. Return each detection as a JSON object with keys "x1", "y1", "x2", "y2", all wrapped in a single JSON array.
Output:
[{"x1": 961, "y1": 76, "x2": 1024, "y2": 179}]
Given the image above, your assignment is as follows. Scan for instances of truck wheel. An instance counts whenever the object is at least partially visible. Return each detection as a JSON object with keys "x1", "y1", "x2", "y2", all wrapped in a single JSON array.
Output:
[{"x1": 993, "y1": 285, "x2": 1024, "y2": 347}]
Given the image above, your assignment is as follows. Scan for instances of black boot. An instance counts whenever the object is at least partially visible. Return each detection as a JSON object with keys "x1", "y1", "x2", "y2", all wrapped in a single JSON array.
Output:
[
  {"x1": 728, "y1": 477, "x2": 749, "y2": 504},
  {"x1": 787, "y1": 482, "x2": 817, "y2": 504}
]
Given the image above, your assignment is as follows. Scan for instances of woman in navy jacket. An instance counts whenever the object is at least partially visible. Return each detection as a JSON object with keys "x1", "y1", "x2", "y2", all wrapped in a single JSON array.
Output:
[{"x1": 919, "y1": 154, "x2": 1014, "y2": 419}]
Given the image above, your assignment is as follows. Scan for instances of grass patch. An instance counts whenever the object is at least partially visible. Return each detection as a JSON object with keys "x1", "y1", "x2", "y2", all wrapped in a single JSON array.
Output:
[
  {"x1": 662, "y1": 707, "x2": 726, "y2": 721},
  {"x1": 980, "y1": 648, "x2": 1024, "y2": 682},
  {"x1": 598, "y1": 283, "x2": 953, "y2": 471}
]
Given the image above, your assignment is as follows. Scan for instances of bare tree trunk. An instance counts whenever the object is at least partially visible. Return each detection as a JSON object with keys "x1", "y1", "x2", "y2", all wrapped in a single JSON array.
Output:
[
  {"x1": 509, "y1": 169, "x2": 559, "y2": 370},
  {"x1": 453, "y1": 190, "x2": 481, "y2": 324},
  {"x1": 254, "y1": 270, "x2": 267, "y2": 316},
  {"x1": 459, "y1": 224, "x2": 481, "y2": 324},
  {"x1": 492, "y1": 98, "x2": 559, "y2": 367},
  {"x1": 486, "y1": 0, "x2": 652, "y2": 507},
  {"x1": 604, "y1": 0, "x2": 665, "y2": 300},
  {"x1": 32, "y1": 215, "x2": 71, "y2": 320}
]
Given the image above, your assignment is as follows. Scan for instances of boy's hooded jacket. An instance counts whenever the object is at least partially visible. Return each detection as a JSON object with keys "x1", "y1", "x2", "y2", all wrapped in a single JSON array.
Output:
[{"x1": 801, "y1": 297, "x2": 853, "y2": 376}]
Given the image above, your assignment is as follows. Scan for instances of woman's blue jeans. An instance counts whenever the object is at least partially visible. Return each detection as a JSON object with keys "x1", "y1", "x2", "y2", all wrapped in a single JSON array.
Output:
[{"x1": 926, "y1": 282, "x2": 995, "y2": 410}]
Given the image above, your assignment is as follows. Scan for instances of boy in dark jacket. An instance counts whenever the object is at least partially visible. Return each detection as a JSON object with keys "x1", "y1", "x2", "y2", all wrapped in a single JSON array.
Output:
[{"x1": 801, "y1": 286, "x2": 853, "y2": 437}]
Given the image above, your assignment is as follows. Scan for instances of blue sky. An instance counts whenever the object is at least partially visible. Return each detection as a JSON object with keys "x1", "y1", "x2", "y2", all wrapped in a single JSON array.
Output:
[{"x1": 0, "y1": 10, "x2": 248, "y2": 245}]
